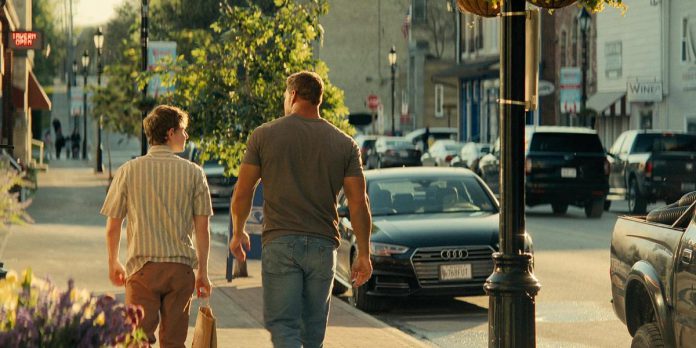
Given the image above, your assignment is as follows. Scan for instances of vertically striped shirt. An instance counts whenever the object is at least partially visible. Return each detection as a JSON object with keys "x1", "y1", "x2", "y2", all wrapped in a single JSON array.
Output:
[{"x1": 100, "y1": 145, "x2": 213, "y2": 277}]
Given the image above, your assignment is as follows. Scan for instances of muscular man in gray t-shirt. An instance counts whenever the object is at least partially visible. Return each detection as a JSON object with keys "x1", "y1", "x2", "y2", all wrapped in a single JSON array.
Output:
[{"x1": 230, "y1": 71, "x2": 372, "y2": 347}]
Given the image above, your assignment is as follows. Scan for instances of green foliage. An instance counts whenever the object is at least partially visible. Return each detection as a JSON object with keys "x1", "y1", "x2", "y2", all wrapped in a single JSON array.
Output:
[
  {"x1": 0, "y1": 168, "x2": 33, "y2": 230},
  {"x1": 32, "y1": 0, "x2": 65, "y2": 88},
  {"x1": 156, "y1": 0, "x2": 352, "y2": 176}
]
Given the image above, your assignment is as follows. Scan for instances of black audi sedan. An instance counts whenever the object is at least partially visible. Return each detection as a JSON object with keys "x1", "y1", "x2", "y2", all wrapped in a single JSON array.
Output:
[{"x1": 333, "y1": 167, "x2": 533, "y2": 312}]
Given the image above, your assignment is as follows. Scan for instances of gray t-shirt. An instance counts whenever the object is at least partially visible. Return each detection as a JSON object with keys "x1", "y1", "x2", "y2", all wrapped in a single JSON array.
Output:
[{"x1": 242, "y1": 114, "x2": 363, "y2": 246}]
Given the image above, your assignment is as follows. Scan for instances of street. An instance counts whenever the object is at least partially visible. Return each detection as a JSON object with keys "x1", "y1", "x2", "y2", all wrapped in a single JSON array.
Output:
[{"x1": 368, "y1": 202, "x2": 650, "y2": 347}]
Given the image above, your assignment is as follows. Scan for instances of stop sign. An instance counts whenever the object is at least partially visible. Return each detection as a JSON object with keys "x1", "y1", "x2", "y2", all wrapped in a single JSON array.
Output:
[{"x1": 367, "y1": 94, "x2": 380, "y2": 111}]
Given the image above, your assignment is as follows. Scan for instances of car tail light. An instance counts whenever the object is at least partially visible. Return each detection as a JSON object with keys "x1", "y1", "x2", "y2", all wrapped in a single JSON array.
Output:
[
  {"x1": 645, "y1": 161, "x2": 653, "y2": 178},
  {"x1": 603, "y1": 159, "x2": 610, "y2": 176},
  {"x1": 445, "y1": 155, "x2": 454, "y2": 163},
  {"x1": 525, "y1": 158, "x2": 532, "y2": 175}
]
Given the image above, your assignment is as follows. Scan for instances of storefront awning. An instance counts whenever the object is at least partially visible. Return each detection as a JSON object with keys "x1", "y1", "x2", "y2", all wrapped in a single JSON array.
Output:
[
  {"x1": 587, "y1": 91, "x2": 624, "y2": 113},
  {"x1": 432, "y1": 56, "x2": 499, "y2": 82},
  {"x1": 12, "y1": 70, "x2": 52, "y2": 110}
]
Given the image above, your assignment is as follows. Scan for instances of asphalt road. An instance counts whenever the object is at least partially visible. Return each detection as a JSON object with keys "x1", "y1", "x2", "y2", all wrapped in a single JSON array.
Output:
[{"x1": 366, "y1": 201, "x2": 659, "y2": 347}]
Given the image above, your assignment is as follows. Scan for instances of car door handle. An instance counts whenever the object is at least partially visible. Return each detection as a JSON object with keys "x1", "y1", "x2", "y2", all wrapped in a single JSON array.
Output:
[{"x1": 682, "y1": 249, "x2": 694, "y2": 265}]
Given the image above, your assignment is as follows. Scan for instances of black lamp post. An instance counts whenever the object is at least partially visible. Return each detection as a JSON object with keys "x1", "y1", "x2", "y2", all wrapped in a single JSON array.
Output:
[
  {"x1": 94, "y1": 27, "x2": 104, "y2": 172},
  {"x1": 388, "y1": 46, "x2": 397, "y2": 135},
  {"x1": 483, "y1": 0, "x2": 541, "y2": 346},
  {"x1": 577, "y1": 8, "x2": 591, "y2": 127},
  {"x1": 71, "y1": 60, "x2": 78, "y2": 134},
  {"x1": 141, "y1": 0, "x2": 149, "y2": 156},
  {"x1": 81, "y1": 50, "x2": 89, "y2": 160}
]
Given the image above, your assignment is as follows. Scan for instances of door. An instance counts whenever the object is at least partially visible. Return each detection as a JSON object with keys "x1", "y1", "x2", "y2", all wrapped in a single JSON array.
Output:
[
  {"x1": 674, "y1": 216, "x2": 696, "y2": 346},
  {"x1": 608, "y1": 132, "x2": 627, "y2": 194}
]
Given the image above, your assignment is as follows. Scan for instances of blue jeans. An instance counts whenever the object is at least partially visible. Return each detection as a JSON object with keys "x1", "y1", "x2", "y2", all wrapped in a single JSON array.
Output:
[{"x1": 262, "y1": 235, "x2": 336, "y2": 348}]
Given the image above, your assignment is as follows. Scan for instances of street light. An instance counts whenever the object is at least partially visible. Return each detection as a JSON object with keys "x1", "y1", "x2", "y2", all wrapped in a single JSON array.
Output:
[
  {"x1": 577, "y1": 8, "x2": 591, "y2": 127},
  {"x1": 94, "y1": 27, "x2": 104, "y2": 173},
  {"x1": 81, "y1": 50, "x2": 90, "y2": 160},
  {"x1": 388, "y1": 46, "x2": 397, "y2": 135},
  {"x1": 72, "y1": 60, "x2": 78, "y2": 133}
]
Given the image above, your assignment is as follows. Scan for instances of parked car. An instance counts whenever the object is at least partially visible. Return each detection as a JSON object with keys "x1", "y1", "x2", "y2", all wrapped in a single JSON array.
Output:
[
  {"x1": 354, "y1": 135, "x2": 378, "y2": 166},
  {"x1": 333, "y1": 167, "x2": 533, "y2": 312},
  {"x1": 420, "y1": 140, "x2": 464, "y2": 167},
  {"x1": 404, "y1": 127, "x2": 458, "y2": 153},
  {"x1": 609, "y1": 195, "x2": 696, "y2": 347},
  {"x1": 478, "y1": 127, "x2": 610, "y2": 217},
  {"x1": 451, "y1": 142, "x2": 491, "y2": 173},
  {"x1": 606, "y1": 130, "x2": 696, "y2": 214},
  {"x1": 476, "y1": 141, "x2": 500, "y2": 194},
  {"x1": 183, "y1": 144, "x2": 237, "y2": 209},
  {"x1": 365, "y1": 137, "x2": 421, "y2": 169}
]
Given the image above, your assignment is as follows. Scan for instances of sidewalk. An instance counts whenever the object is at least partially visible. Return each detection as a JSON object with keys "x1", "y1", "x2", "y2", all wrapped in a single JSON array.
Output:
[{"x1": 0, "y1": 154, "x2": 431, "y2": 348}]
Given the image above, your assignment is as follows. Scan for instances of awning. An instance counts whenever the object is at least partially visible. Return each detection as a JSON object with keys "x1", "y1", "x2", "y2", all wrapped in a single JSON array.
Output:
[
  {"x1": 432, "y1": 56, "x2": 499, "y2": 82},
  {"x1": 587, "y1": 91, "x2": 624, "y2": 113},
  {"x1": 12, "y1": 70, "x2": 52, "y2": 110}
]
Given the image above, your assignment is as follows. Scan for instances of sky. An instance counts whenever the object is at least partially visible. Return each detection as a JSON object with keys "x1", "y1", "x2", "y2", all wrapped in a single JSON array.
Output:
[{"x1": 73, "y1": 0, "x2": 124, "y2": 27}]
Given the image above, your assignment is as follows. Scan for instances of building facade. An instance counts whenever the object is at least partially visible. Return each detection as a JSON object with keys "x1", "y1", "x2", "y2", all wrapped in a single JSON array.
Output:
[{"x1": 593, "y1": 0, "x2": 696, "y2": 149}]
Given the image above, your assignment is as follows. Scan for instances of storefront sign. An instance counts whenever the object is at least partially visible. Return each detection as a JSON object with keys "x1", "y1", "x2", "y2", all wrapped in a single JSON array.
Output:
[
  {"x1": 559, "y1": 67, "x2": 581, "y2": 113},
  {"x1": 627, "y1": 80, "x2": 662, "y2": 102},
  {"x1": 9, "y1": 31, "x2": 43, "y2": 50},
  {"x1": 147, "y1": 41, "x2": 177, "y2": 97},
  {"x1": 538, "y1": 80, "x2": 555, "y2": 96}
]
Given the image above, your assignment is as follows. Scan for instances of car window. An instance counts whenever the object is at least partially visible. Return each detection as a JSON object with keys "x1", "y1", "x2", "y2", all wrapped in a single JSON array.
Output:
[
  {"x1": 632, "y1": 134, "x2": 696, "y2": 153},
  {"x1": 529, "y1": 133, "x2": 604, "y2": 153},
  {"x1": 385, "y1": 140, "x2": 413, "y2": 149},
  {"x1": 367, "y1": 176, "x2": 495, "y2": 216}
]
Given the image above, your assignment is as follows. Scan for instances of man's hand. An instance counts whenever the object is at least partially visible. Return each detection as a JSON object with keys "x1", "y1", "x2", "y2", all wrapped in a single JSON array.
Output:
[
  {"x1": 229, "y1": 230, "x2": 251, "y2": 262},
  {"x1": 351, "y1": 253, "x2": 373, "y2": 288},
  {"x1": 196, "y1": 271, "x2": 212, "y2": 298},
  {"x1": 108, "y1": 260, "x2": 126, "y2": 287}
]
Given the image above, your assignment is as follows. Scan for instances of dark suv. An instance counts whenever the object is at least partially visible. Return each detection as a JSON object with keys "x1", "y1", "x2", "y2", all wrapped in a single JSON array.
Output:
[{"x1": 525, "y1": 126, "x2": 609, "y2": 218}]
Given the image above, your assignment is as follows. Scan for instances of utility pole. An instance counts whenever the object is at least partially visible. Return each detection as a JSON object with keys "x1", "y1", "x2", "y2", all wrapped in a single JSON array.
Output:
[
  {"x1": 483, "y1": 0, "x2": 541, "y2": 346},
  {"x1": 141, "y1": 0, "x2": 148, "y2": 156}
]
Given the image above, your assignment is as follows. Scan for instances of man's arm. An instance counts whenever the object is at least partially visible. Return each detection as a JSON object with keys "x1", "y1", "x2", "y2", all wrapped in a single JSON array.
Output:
[
  {"x1": 106, "y1": 217, "x2": 126, "y2": 286},
  {"x1": 229, "y1": 163, "x2": 261, "y2": 261},
  {"x1": 343, "y1": 175, "x2": 373, "y2": 287},
  {"x1": 193, "y1": 215, "x2": 211, "y2": 297}
]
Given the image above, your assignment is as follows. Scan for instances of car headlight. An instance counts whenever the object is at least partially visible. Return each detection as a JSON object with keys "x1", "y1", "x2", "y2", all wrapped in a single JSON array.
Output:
[{"x1": 370, "y1": 242, "x2": 409, "y2": 257}]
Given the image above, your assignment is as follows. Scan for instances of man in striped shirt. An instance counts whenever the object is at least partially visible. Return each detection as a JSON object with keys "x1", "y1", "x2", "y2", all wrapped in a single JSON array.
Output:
[{"x1": 101, "y1": 105, "x2": 213, "y2": 347}]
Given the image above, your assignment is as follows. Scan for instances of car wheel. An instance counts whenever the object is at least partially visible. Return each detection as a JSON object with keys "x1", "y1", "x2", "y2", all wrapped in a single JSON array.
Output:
[
  {"x1": 628, "y1": 179, "x2": 647, "y2": 215},
  {"x1": 585, "y1": 198, "x2": 604, "y2": 218},
  {"x1": 604, "y1": 200, "x2": 612, "y2": 211},
  {"x1": 631, "y1": 323, "x2": 664, "y2": 348},
  {"x1": 332, "y1": 279, "x2": 350, "y2": 296},
  {"x1": 349, "y1": 254, "x2": 386, "y2": 313},
  {"x1": 551, "y1": 202, "x2": 568, "y2": 215}
]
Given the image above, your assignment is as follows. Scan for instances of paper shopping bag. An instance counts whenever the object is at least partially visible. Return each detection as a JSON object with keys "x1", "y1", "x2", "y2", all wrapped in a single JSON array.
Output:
[{"x1": 191, "y1": 304, "x2": 217, "y2": 348}]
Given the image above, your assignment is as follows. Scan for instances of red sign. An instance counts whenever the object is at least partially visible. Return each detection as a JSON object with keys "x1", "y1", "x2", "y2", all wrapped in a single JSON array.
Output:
[
  {"x1": 367, "y1": 94, "x2": 380, "y2": 111},
  {"x1": 10, "y1": 31, "x2": 43, "y2": 50}
]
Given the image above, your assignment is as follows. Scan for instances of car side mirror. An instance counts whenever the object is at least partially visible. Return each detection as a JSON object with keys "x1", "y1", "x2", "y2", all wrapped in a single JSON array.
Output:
[{"x1": 338, "y1": 206, "x2": 350, "y2": 219}]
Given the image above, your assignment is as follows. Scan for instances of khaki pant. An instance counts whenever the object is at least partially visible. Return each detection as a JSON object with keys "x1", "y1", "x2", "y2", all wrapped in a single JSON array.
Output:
[{"x1": 126, "y1": 262, "x2": 195, "y2": 347}]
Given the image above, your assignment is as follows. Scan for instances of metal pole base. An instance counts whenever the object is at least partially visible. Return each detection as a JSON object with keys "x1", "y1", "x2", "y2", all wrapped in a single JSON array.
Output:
[{"x1": 485, "y1": 253, "x2": 541, "y2": 348}]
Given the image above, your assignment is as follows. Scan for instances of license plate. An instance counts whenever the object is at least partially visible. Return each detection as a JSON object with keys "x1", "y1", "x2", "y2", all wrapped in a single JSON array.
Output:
[
  {"x1": 682, "y1": 183, "x2": 696, "y2": 191},
  {"x1": 439, "y1": 264, "x2": 472, "y2": 281},
  {"x1": 399, "y1": 151, "x2": 409, "y2": 157},
  {"x1": 561, "y1": 168, "x2": 577, "y2": 178}
]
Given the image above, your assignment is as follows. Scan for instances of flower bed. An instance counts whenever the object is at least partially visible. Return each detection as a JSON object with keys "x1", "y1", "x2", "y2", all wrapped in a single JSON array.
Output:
[{"x1": 0, "y1": 269, "x2": 147, "y2": 347}]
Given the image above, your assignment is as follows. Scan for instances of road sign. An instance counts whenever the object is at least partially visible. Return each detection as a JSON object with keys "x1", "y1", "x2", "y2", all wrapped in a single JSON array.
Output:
[
  {"x1": 367, "y1": 94, "x2": 380, "y2": 111},
  {"x1": 559, "y1": 67, "x2": 581, "y2": 114}
]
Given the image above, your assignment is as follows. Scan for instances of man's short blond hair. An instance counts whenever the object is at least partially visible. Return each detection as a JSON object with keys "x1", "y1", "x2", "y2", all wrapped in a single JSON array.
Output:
[
  {"x1": 143, "y1": 105, "x2": 189, "y2": 146},
  {"x1": 286, "y1": 71, "x2": 324, "y2": 106}
]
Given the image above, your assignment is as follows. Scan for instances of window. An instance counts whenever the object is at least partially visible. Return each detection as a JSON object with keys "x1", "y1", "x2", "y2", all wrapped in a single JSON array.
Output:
[
  {"x1": 413, "y1": 0, "x2": 426, "y2": 24},
  {"x1": 560, "y1": 31, "x2": 567, "y2": 67},
  {"x1": 476, "y1": 17, "x2": 484, "y2": 50},
  {"x1": 605, "y1": 41, "x2": 622, "y2": 79},
  {"x1": 571, "y1": 21, "x2": 578, "y2": 67},
  {"x1": 435, "y1": 84, "x2": 444, "y2": 118},
  {"x1": 529, "y1": 133, "x2": 604, "y2": 153},
  {"x1": 467, "y1": 14, "x2": 475, "y2": 53},
  {"x1": 687, "y1": 118, "x2": 696, "y2": 133},
  {"x1": 682, "y1": 17, "x2": 696, "y2": 64}
]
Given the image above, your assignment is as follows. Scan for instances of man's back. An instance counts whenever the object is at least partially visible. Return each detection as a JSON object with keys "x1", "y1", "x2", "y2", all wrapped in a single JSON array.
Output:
[{"x1": 244, "y1": 115, "x2": 361, "y2": 245}]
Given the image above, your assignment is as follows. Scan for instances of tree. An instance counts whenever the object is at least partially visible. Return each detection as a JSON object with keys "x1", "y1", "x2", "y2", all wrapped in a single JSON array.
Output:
[
  {"x1": 32, "y1": 0, "x2": 66, "y2": 87},
  {"x1": 423, "y1": 0, "x2": 456, "y2": 59},
  {"x1": 156, "y1": 0, "x2": 352, "y2": 176}
]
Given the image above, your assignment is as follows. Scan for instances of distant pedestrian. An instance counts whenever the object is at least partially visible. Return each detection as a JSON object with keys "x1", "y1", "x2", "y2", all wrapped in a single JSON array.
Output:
[
  {"x1": 101, "y1": 105, "x2": 213, "y2": 347},
  {"x1": 230, "y1": 71, "x2": 373, "y2": 347},
  {"x1": 71, "y1": 129, "x2": 81, "y2": 159},
  {"x1": 43, "y1": 129, "x2": 53, "y2": 161},
  {"x1": 52, "y1": 119, "x2": 64, "y2": 159},
  {"x1": 423, "y1": 125, "x2": 431, "y2": 153}
]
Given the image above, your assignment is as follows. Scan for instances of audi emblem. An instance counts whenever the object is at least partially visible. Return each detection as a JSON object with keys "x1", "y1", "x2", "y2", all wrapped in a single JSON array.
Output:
[{"x1": 440, "y1": 249, "x2": 469, "y2": 260}]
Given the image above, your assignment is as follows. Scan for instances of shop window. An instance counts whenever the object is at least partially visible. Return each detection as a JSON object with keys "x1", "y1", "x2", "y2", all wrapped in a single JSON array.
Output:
[
  {"x1": 571, "y1": 20, "x2": 578, "y2": 67},
  {"x1": 476, "y1": 18, "x2": 484, "y2": 50}
]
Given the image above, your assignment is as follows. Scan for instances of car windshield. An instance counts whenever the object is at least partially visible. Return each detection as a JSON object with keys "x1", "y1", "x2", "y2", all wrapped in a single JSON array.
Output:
[
  {"x1": 632, "y1": 134, "x2": 696, "y2": 153},
  {"x1": 529, "y1": 133, "x2": 604, "y2": 153},
  {"x1": 385, "y1": 140, "x2": 413, "y2": 149},
  {"x1": 368, "y1": 176, "x2": 495, "y2": 216}
]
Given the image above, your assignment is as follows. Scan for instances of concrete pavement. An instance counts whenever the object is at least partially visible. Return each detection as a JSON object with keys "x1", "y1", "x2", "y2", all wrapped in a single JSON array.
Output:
[{"x1": 0, "y1": 150, "x2": 431, "y2": 348}]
